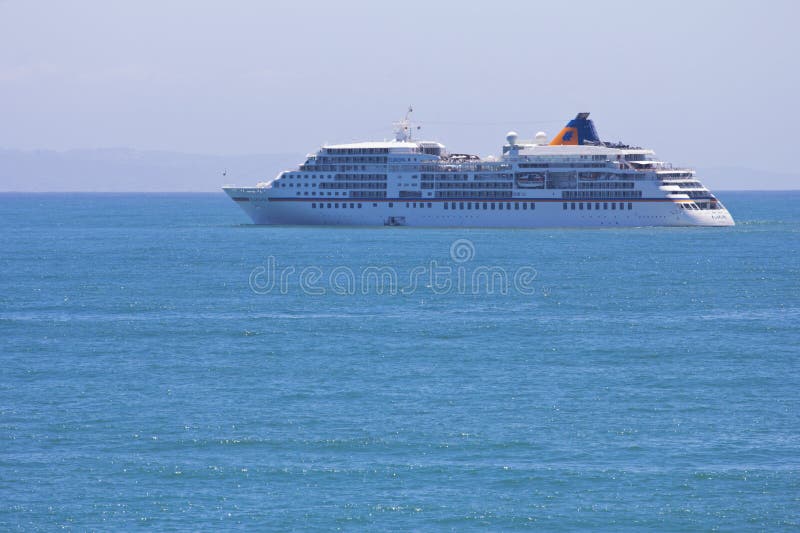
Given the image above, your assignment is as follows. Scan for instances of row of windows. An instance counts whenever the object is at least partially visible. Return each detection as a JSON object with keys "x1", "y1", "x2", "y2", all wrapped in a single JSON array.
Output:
[
  {"x1": 685, "y1": 191, "x2": 712, "y2": 198},
  {"x1": 578, "y1": 181, "x2": 635, "y2": 189},
  {"x1": 563, "y1": 190, "x2": 643, "y2": 199},
  {"x1": 283, "y1": 172, "x2": 388, "y2": 181},
  {"x1": 422, "y1": 172, "x2": 517, "y2": 182},
  {"x1": 432, "y1": 182, "x2": 513, "y2": 190},
  {"x1": 474, "y1": 173, "x2": 514, "y2": 180},
  {"x1": 319, "y1": 182, "x2": 387, "y2": 190},
  {"x1": 418, "y1": 163, "x2": 512, "y2": 173},
  {"x1": 290, "y1": 191, "x2": 385, "y2": 197},
  {"x1": 518, "y1": 162, "x2": 609, "y2": 169},
  {"x1": 659, "y1": 172, "x2": 694, "y2": 179},
  {"x1": 435, "y1": 191, "x2": 513, "y2": 199},
  {"x1": 312, "y1": 202, "x2": 363, "y2": 209},
  {"x1": 280, "y1": 169, "x2": 392, "y2": 181},
  {"x1": 306, "y1": 201, "x2": 645, "y2": 212},
  {"x1": 420, "y1": 173, "x2": 469, "y2": 181},
  {"x1": 576, "y1": 172, "x2": 617, "y2": 180},
  {"x1": 324, "y1": 148, "x2": 391, "y2": 155},
  {"x1": 316, "y1": 156, "x2": 389, "y2": 164},
  {"x1": 563, "y1": 202, "x2": 633, "y2": 211},
  {"x1": 309, "y1": 201, "x2": 435, "y2": 209},
  {"x1": 333, "y1": 174, "x2": 387, "y2": 181},
  {"x1": 678, "y1": 202, "x2": 722, "y2": 211},
  {"x1": 308, "y1": 201, "x2": 542, "y2": 211},
  {"x1": 299, "y1": 164, "x2": 373, "y2": 172},
  {"x1": 351, "y1": 191, "x2": 387, "y2": 198},
  {"x1": 663, "y1": 180, "x2": 702, "y2": 188},
  {"x1": 444, "y1": 201, "x2": 536, "y2": 211}
]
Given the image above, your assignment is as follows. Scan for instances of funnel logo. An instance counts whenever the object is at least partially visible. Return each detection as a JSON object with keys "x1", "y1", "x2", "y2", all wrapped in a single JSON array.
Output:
[
  {"x1": 551, "y1": 126, "x2": 579, "y2": 145},
  {"x1": 549, "y1": 113, "x2": 600, "y2": 145}
]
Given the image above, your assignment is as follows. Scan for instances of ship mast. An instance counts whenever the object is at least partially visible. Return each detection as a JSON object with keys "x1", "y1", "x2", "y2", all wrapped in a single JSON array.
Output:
[{"x1": 393, "y1": 105, "x2": 419, "y2": 141}]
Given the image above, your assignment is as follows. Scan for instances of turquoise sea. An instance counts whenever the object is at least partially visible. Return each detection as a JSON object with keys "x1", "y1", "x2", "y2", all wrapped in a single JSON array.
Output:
[{"x1": 1, "y1": 191, "x2": 799, "y2": 530}]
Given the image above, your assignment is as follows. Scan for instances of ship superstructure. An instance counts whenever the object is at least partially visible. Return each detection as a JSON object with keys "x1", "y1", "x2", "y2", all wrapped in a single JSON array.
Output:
[{"x1": 223, "y1": 111, "x2": 734, "y2": 227}]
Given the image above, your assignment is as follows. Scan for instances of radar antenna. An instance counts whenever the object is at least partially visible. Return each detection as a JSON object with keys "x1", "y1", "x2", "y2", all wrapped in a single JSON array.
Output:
[{"x1": 393, "y1": 105, "x2": 421, "y2": 141}]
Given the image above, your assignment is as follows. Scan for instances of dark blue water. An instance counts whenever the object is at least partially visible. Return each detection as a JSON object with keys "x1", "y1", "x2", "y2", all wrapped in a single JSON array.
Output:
[{"x1": 1, "y1": 192, "x2": 798, "y2": 530}]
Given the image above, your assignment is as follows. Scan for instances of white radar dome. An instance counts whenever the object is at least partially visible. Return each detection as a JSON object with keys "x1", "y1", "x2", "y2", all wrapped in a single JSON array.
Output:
[
  {"x1": 534, "y1": 131, "x2": 548, "y2": 145},
  {"x1": 506, "y1": 131, "x2": 519, "y2": 146}
]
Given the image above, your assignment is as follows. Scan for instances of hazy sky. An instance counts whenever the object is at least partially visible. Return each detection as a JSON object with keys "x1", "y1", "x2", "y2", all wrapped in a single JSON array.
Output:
[{"x1": 1, "y1": 0, "x2": 799, "y2": 186}]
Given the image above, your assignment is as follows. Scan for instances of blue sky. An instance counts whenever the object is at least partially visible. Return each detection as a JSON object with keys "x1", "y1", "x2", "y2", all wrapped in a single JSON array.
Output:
[{"x1": 1, "y1": 0, "x2": 798, "y2": 188}]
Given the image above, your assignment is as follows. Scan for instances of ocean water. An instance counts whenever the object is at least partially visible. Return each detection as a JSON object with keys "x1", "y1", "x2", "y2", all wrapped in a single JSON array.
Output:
[{"x1": 1, "y1": 191, "x2": 798, "y2": 530}]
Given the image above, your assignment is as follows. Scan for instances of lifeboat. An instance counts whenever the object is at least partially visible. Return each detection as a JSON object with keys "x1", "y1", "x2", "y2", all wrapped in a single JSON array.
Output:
[{"x1": 515, "y1": 173, "x2": 546, "y2": 188}]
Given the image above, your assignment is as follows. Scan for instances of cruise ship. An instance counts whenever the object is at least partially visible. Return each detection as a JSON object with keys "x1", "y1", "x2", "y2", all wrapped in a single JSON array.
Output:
[{"x1": 223, "y1": 111, "x2": 734, "y2": 227}]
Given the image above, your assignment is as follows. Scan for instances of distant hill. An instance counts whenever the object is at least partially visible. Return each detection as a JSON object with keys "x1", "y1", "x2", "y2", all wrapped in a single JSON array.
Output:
[
  {"x1": 0, "y1": 148, "x2": 797, "y2": 191},
  {"x1": 0, "y1": 148, "x2": 302, "y2": 192}
]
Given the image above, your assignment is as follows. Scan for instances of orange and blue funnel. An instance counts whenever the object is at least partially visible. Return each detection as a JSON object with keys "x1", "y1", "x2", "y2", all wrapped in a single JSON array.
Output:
[{"x1": 549, "y1": 112, "x2": 601, "y2": 145}]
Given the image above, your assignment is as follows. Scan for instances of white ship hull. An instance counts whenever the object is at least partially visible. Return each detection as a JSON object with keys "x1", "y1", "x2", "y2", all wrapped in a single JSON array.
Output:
[{"x1": 224, "y1": 189, "x2": 735, "y2": 228}]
